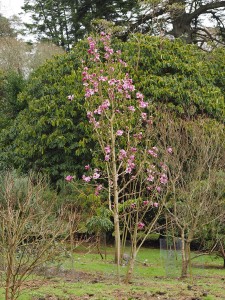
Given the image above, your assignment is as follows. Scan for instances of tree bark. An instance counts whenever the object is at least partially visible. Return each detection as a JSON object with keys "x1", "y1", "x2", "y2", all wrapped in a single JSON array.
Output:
[
  {"x1": 181, "y1": 240, "x2": 191, "y2": 277},
  {"x1": 125, "y1": 240, "x2": 138, "y2": 283}
]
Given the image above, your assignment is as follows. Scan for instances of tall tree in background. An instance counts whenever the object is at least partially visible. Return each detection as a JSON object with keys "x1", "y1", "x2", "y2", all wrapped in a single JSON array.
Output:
[
  {"x1": 22, "y1": 0, "x2": 140, "y2": 49},
  {"x1": 134, "y1": 0, "x2": 225, "y2": 48},
  {"x1": 21, "y1": 0, "x2": 225, "y2": 49}
]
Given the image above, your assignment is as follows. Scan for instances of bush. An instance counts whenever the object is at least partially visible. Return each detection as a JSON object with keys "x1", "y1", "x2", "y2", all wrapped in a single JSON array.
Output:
[{"x1": 2, "y1": 35, "x2": 224, "y2": 183}]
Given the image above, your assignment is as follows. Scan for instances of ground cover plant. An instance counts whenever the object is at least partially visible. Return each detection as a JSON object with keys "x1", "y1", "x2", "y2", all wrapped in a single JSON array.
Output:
[{"x1": 0, "y1": 246, "x2": 224, "y2": 300}]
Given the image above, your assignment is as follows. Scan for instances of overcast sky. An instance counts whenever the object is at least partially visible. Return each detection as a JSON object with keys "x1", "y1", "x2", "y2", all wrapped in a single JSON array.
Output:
[{"x1": 0, "y1": 0, "x2": 24, "y2": 17}]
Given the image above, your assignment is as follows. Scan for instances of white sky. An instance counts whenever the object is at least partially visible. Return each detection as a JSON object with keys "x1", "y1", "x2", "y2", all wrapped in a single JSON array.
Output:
[{"x1": 0, "y1": 0, "x2": 24, "y2": 17}]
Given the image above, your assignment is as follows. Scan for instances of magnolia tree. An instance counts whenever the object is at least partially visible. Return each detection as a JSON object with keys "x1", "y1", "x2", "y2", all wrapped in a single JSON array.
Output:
[{"x1": 67, "y1": 33, "x2": 171, "y2": 281}]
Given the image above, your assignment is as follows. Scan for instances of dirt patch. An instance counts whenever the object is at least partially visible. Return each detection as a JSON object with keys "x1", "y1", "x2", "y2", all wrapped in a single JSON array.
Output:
[{"x1": 29, "y1": 266, "x2": 225, "y2": 300}]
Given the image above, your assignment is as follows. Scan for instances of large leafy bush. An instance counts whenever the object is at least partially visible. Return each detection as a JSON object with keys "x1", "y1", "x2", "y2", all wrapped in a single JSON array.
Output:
[{"x1": 1, "y1": 35, "x2": 224, "y2": 183}]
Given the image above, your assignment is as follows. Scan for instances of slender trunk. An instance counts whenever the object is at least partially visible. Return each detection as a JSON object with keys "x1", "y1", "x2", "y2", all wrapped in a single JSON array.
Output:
[
  {"x1": 125, "y1": 255, "x2": 136, "y2": 283},
  {"x1": 121, "y1": 215, "x2": 129, "y2": 259},
  {"x1": 96, "y1": 232, "x2": 104, "y2": 260},
  {"x1": 5, "y1": 276, "x2": 10, "y2": 300},
  {"x1": 5, "y1": 249, "x2": 13, "y2": 300},
  {"x1": 110, "y1": 116, "x2": 121, "y2": 277},
  {"x1": 104, "y1": 232, "x2": 107, "y2": 260},
  {"x1": 125, "y1": 243, "x2": 137, "y2": 283},
  {"x1": 181, "y1": 232, "x2": 191, "y2": 278},
  {"x1": 114, "y1": 208, "x2": 120, "y2": 265},
  {"x1": 125, "y1": 215, "x2": 138, "y2": 284}
]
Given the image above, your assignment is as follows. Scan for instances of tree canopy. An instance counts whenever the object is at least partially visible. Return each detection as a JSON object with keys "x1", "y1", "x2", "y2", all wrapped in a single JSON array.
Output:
[
  {"x1": 132, "y1": 0, "x2": 225, "y2": 48},
  {"x1": 21, "y1": 0, "x2": 225, "y2": 49},
  {"x1": 21, "y1": 0, "x2": 140, "y2": 49}
]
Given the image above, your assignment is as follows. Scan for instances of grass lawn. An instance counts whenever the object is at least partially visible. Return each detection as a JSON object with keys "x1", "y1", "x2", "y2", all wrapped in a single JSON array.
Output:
[{"x1": 0, "y1": 246, "x2": 224, "y2": 300}]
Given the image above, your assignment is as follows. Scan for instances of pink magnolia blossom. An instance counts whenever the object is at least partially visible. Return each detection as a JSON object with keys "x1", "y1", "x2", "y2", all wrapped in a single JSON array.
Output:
[
  {"x1": 96, "y1": 184, "x2": 103, "y2": 191},
  {"x1": 138, "y1": 222, "x2": 145, "y2": 230},
  {"x1": 87, "y1": 111, "x2": 93, "y2": 119},
  {"x1": 102, "y1": 99, "x2": 110, "y2": 109},
  {"x1": 156, "y1": 186, "x2": 161, "y2": 193},
  {"x1": 108, "y1": 79, "x2": 117, "y2": 85},
  {"x1": 147, "y1": 175, "x2": 154, "y2": 182},
  {"x1": 167, "y1": 147, "x2": 173, "y2": 154},
  {"x1": 116, "y1": 130, "x2": 124, "y2": 136},
  {"x1": 119, "y1": 149, "x2": 127, "y2": 160},
  {"x1": 104, "y1": 46, "x2": 114, "y2": 55},
  {"x1": 133, "y1": 132, "x2": 143, "y2": 140},
  {"x1": 160, "y1": 174, "x2": 168, "y2": 184},
  {"x1": 94, "y1": 99, "x2": 110, "y2": 115},
  {"x1": 148, "y1": 149, "x2": 158, "y2": 157},
  {"x1": 85, "y1": 164, "x2": 90, "y2": 170},
  {"x1": 85, "y1": 88, "x2": 95, "y2": 98},
  {"x1": 141, "y1": 112, "x2": 147, "y2": 120},
  {"x1": 125, "y1": 167, "x2": 132, "y2": 174},
  {"x1": 119, "y1": 59, "x2": 127, "y2": 67},
  {"x1": 82, "y1": 175, "x2": 92, "y2": 182},
  {"x1": 147, "y1": 185, "x2": 154, "y2": 191},
  {"x1": 98, "y1": 76, "x2": 108, "y2": 82},
  {"x1": 105, "y1": 155, "x2": 110, "y2": 161},
  {"x1": 94, "y1": 121, "x2": 100, "y2": 128},
  {"x1": 139, "y1": 100, "x2": 148, "y2": 108},
  {"x1": 67, "y1": 95, "x2": 74, "y2": 101},
  {"x1": 160, "y1": 163, "x2": 168, "y2": 171},
  {"x1": 93, "y1": 172, "x2": 100, "y2": 179},
  {"x1": 105, "y1": 145, "x2": 111, "y2": 154},
  {"x1": 130, "y1": 147, "x2": 137, "y2": 152},
  {"x1": 128, "y1": 106, "x2": 135, "y2": 112},
  {"x1": 129, "y1": 155, "x2": 135, "y2": 161},
  {"x1": 122, "y1": 79, "x2": 135, "y2": 91},
  {"x1": 143, "y1": 200, "x2": 149, "y2": 206},
  {"x1": 136, "y1": 92, "x2": 144, "y2": 99},
  {"x1": 147, "y1": 119, "x2": 153, "y2": 126},
  {"x1": 65, "y1": 175, "x2": 74, "y2": 182},
  {"x1": 95, "y1": 184, "x2": 103, "y2": 196}
]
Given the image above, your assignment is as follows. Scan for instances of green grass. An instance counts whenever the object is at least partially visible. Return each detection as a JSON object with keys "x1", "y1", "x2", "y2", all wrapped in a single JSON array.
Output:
[{"x1": 0, "y1": 246, "x2": 224, "y2": 300}]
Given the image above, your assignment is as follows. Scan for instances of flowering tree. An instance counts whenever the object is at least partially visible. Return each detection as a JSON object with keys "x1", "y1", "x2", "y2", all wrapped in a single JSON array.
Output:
[{"x1": 68, "y1": 32, "x2": 170, "y2": 281}]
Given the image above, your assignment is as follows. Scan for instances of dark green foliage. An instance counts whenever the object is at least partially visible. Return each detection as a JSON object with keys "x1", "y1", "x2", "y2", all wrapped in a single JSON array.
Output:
[
  {"x1": 1, "y1": 45, "x2": 92, "y2": 183},
  {"x1": 0, "y1": 71, "x2": 27, "y2": 170},
  {"x1": 86, "y1": 207, "x2": 113, "y2": 234},
  {"x1": 119, "y1": 35, "x2": 225, "y2": 120},
  {"x1": 22, "y1": 0, "x2": 139, "y2": 49},
  {"x1": 0, "y1": 70, "x2": 26, "y2": 130}
]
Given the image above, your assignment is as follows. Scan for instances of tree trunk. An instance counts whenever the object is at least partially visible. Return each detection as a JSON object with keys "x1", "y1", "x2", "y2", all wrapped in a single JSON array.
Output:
[
  {"x1": 125, "y1": 221, "x2": 138, "y2": 284},
  {"x1": 170, "y1": 14, "x2": 192, "y2": 43},
  {"x1": 114, "y1": 210, "x2": 121, "y2": 265},
  {"x1": 125, "y1": 246, "x2": 137, "y2": 284},
  {"x1": 181, "y1": 235, "x2": 191, "y2": 278},
  {"x1": 125, "y1": 255, "x2": 136, "y2": 284}
]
